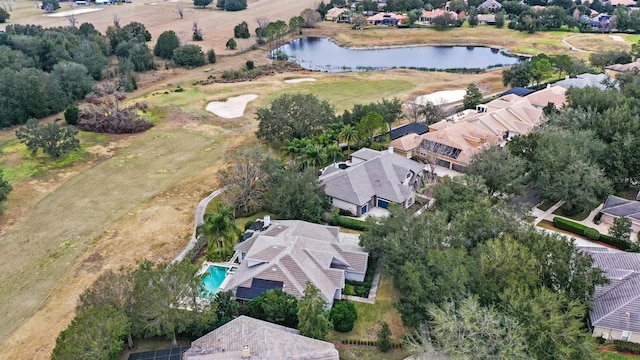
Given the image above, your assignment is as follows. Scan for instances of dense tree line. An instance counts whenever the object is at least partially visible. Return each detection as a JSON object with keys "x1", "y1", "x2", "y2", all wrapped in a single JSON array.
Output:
[{"x1": 360, "y1": 178, "x2": 607, "y2": 359}]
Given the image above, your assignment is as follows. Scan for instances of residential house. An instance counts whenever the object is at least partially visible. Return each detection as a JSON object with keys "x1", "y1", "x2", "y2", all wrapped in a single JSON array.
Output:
[
  {"x1": 380, "y1": 122, "x2": 429, "y2": 141},
  {"x1": 183, "y1": 315, "x2": 340, "y2": 359},
  {"x1": 609, "y1": 0, "x2": 637, "y2": 7},
  {"x1": 325, "y1": 7, "x2": 349, "y2": 21},
  {"x1": 366, "y1": 12, "x2": 408, "y2": 26},
  {"x1": 478, "y1": 0, "x2": 501, "y2": 12},
  {"x1": 477, "y1": 14, "x2": 496, "y2": 25},
  {"x1": 523, "y1": 85, "x2": 567, "y2": 109},
  {"x1": 555, "y1": 73, "x2": 614, "y2": 90},
  {"x1": 606, "y1": 61, "x2": 640, "y2": 78},
  {"x1": 222, "y1": 220, "x2": 368, "y2": 307},
  {"x1": 599, "y1": 195, "x2": 640, "y2": 234},
  {"x1": 418, "y1": 8, "x2": 458, "y2": 24},
  {"x1": 319, "y1": 147, "x2": 424, "y2": 216},
  {"x1": 581, "y1": 247, "x2": 640, "y2": 344},
  {"x1": 418, "y1": 95, "x2": 543, "y2": 170},
  {"x1": 589, "y1": 14, "x2": 613, "y2": 30},
  {"x1": 390, "y1": 133, "x2": 423, "y2": 158}
]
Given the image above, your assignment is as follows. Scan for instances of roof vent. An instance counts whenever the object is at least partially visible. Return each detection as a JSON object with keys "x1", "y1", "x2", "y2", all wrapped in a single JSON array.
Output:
[
  {"x1": 263, "y1": 215, "x2": 271, "y2": 228},
  {"x1": 625, "y1": 312, "x2": 631, "y2": 318},
  {"x1": 241, "y1": 345, "x2": 251, "y2": 359}
]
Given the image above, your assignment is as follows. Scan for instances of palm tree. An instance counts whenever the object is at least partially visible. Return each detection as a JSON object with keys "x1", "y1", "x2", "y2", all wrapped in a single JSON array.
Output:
[
  {"x1": 281, "y1": 138, "x2": 310, "y2": 166},
  {"x1": 196, "y1": 203, "x2": 241, "y2": 260},
  {"x1": 303, "y1": 143, "x2": 327, "y2": 169},
  {"x1": 326, "y1": 144, "x2": 342, "y2": 164},
  {"x1": 339, "y1": 124, "x2": 357, "y2": 151}
]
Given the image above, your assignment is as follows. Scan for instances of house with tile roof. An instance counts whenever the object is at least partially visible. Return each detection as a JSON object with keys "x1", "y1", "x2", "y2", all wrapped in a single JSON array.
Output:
[
  {"x1": 600, "y1": 195, "x2": 640, "y2": 234},
  {"x1": 581, "y1": 247, "x2": 640, "y2": 344},
  {"x1": 417, "y1": 95, "x2": 543, "y2": 170},
  {"x1": 183, "y1": 315, "x2": 339, "y2": 359},
  {"x1": 222, "y1": 220, "x2": 368, "y2": 307},
  {"x1": 366, "y1": 12, "x2": 408, "y2": 26},
  {"x1": 390, "y1": 133, "x2": 423, "y2": 159},
  {"x1": 418, "y1": 8, "x2": 458, "y2": 23},
  {"x1": 325, "y1": 7, "x2": 349, "y2": 21},
  {"x1": 605, "y1": 61, "x2": 640, "y2": 78},
  {"x1": 478, "y1": 0, "x2": 501, "y2": 11},
  {"x1": 319, "y1": 147, "x2": 424, "y2": 216},
  {"x1": 524, "y1": 86, "x2": 567, "y2": 109}
]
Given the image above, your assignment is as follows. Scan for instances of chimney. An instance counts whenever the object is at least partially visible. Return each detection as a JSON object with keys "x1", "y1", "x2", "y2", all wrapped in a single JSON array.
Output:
[
  {"x1": 241, "y1": 345, "x2": 251, "y2": 359},
  {"x1": 388, "y1": 146, "x2": 394, "y2": 154},
  {"x1": 263, "y1": 215, "x2": 271, "y2": 228}
]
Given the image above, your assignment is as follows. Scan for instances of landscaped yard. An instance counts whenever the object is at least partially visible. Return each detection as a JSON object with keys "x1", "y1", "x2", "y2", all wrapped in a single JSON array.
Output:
[{"x1": 600, "y1": 350, "x2": 640, "y2": 360}]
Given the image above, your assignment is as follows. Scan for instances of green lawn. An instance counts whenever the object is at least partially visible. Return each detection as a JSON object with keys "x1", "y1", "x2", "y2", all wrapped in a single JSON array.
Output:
[
  {"x1": 600, "y1": 350, "x2": 640, "y2": 360},
  {"x1": 338, "y1": 346, "x2": 410, "y2": 360},
  {"x1": 328, "y1": 273, "x2": 408, "y2": 342},
  {"x1": 262, "y1": 78, "x2": 414, "y2": 113}
]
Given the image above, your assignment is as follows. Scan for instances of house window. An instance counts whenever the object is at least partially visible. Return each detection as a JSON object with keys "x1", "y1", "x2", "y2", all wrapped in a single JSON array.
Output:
[{"x1": 621, "y1": 331, "x2": 632, "y2": 342}]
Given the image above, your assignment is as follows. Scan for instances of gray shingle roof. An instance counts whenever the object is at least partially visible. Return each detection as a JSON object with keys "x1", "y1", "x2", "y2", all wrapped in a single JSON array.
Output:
[
  {"x1": 601, "y1": 195, "x2": 640, "y2": 221},
  {"x1": 319, "y1": 148, "x2": 424, "y2": 206},
  {"x1": 183, "y1": 316, "x2": 339, "y2": 360},
  {"x1": 554, "y1": 73, "x2": 613, "y2": 91},
  {"x1": 583, "y1": 249, "x2": 640, "y2": 334},
  {"x1": 224, "y1": 221, "x2": 368, "y2": 303}
]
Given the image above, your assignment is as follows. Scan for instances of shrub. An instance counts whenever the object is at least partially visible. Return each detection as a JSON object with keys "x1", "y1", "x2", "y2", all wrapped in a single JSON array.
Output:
[
  {"x1": 246, "y1": 60, "x2": 254, "y2": 70},
  {"x1": 329, "y1": 215, "x2": 368, "y2": 231},
  {"x1": 377, "y1": 322, "x2": 392, "y2": 352},
  {"x1": 154, "y1": 30, "x2": 180, "y2": 59},
  {"x1": 256, "y1": 37, "x2": 266, "y2": 46},
  {"x1": 0, "y1": 8, "x2": 10, "y2": 23},
  {"x1": 226, "y1": 38, "x2": 237, "y2": 50},
  {"x1": 584, "y1": 228, "x2": 600, "y2": 240},
  {"x1": 234, "y1": 21, "x2": 250, "y2": 38},
  {"x1": 172, "y1": 45, "x2": 205, "y2": 68},
  {"x1": 611, "y1": 340, "x2": 640, "y2": 354},
  {"x1": 343, "y1": 284, "x2": 355, "y2": 296},
  {"x1": 64, "y1": 105, "x2": 79, "y2": 126},
  {"x1": 330, "y1": 301, "x2": 357, "y2": 332},
  {"x1": 207, "y1": 49, "x2": 216, "y2": 64}
]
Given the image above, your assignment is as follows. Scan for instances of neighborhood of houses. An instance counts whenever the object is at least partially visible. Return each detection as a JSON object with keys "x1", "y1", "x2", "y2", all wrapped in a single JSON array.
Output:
[{"x1": 143, "y1": 63, "x2": 640, "y2": 360}]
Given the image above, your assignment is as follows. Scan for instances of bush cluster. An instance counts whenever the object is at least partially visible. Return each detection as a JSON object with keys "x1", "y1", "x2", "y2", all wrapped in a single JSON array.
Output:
[
  {"x1": 611, "y1": 340, "x2": 640, "y2": 354},
  {"x1": 339, "y1": 339, "x2": 403, "y2": 348},
  {"x1": 552, "y1": 217, "x2": 638, "y2": 251},
  {"x1": 328, "y1": 215, "x2": 368, "y2": 231},
  {"x1": 330, "y1": 301, "x2": 357, "y2": 332}
]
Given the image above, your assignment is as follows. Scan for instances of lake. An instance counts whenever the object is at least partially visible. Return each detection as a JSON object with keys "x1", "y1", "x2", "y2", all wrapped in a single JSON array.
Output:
[{"x1": 272, "y1": 37, "x2": 522, "y2": 72}]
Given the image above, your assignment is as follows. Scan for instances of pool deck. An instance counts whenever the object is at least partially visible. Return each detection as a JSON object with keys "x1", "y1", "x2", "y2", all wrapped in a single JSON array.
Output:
[{"x1": 196, "y1": 261, "x2": 238, "y2": 298}]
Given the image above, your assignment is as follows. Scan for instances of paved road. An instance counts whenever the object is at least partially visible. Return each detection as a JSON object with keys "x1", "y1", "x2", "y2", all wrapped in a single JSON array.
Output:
[{"x1": 172, "y1": 188, "x2": 223, "y2": 264}]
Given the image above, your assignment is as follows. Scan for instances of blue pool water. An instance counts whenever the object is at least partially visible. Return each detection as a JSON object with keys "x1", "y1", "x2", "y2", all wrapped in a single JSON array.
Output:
[{"x1": 202, "y1": 265, "x2": 230, "y2": 296}]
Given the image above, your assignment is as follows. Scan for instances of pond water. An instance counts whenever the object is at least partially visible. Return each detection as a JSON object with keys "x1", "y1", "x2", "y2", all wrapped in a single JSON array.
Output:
[{"x1": 272, "y1": 37, "x2": 521, "y2": 72}]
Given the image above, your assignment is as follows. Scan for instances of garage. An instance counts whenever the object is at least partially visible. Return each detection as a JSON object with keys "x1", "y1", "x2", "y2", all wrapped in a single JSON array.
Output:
[
  {"x1": 377, "y1": 199, "x2": 389, "y2": 209},
  {"x1": 361, "y1": 204, "x2": 368, "y2": 215}
]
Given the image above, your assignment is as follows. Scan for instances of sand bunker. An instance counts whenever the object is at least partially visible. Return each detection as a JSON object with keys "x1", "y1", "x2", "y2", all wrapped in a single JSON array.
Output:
[
  {"x1": 610, "y1": 35, "x2": 624, "y2": 42},
  {"x1": 47, "y1": 8, "x2": 103, "y2": 17},
  {"x1": 415, "y1": 89, "x2": 466, "y2": 105},
  {"x1": 205, "y1": 94, "x2": 258, "y2": 119},
  {"x1": 284, "y1": 78, "x2": 317, "y2": 84}
]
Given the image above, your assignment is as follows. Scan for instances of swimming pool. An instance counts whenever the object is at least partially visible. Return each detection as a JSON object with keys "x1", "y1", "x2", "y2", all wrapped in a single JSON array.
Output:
[{"x1": 201, "y1": 265, "x2": 231, "y2": 296}]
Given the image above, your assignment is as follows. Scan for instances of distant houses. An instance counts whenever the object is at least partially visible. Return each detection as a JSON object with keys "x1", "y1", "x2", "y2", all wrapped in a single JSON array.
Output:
[
  {"x1": 366, "y1": 12, "x2": 408, "y2": 26},
  {"x1": 599, "y1": 194, "x2": 640, "y2": 234}
]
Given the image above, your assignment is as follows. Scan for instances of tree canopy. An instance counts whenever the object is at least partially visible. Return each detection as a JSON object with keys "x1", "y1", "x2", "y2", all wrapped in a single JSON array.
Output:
[
  {"x1": 297, "y1": 283, "x2": 330, "y2": 340},
  {"x1": 154, "y1": 30, "x2": 180, "y2": 59},
  {"x1": 15, "y1": 119, "x2": 80, "y2": 158}
]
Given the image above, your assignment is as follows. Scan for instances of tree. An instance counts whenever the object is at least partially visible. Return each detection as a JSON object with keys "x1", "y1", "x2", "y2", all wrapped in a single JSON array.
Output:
[
  {"x1": 42, "y1": 0, "x2": 60, "y2": 12},
  {"x1": 52, "y1": 62, "x2": 93, "y2": 103},
  {"x1": 338, "y1": 124, "x2": 358, "y2": 151},
  {"x1": 297, "y1": 283, "x2": 330, "y2": 340},
  {"x1": 207, "y1": 49, "x2": 216, "y2": 64},
  {"x1": 197, "y1": 203, "x2": 241, "y2": 261},
  {"x1": 192, "y1": 20, "x2": 203, "y2": 41},
  {"x1": 377, "y1": 322, "x2": 392, "y2": 352},
  {"x1": 351, "y1": 13, "x2": 367, "y2": 28},
  {"x1": 64, "y1": 105, "x2": 80, "y2": 126},
  {"x1": 226, "y1": 38, "x2": 237, "y2": 50},
  {"x1": 52, "y1": 306, "x2": 130, "y2": 360},
  {"x1": 468, "y1": 7, "x2": 479, "y2": 26},
  {"x1": 421, "y1": 101, "x2": 450, "y2": 125},
  {"x1": 154, "y1": 30, "x2": 180, "y2": 59},
  {"x1": 610, "y1": 216, "x2": 632, "y2": 243},
  {"x1": 589, "y1": 50, "x2": 632, "y2": 68},
  {"x1": 256, "y1": 93, "x2": 335, "y2": 144},
  {"x1": 300, "y1": 8, "x2": 321, "y2": 27},
  {"x1": 467, "y1": 145, "x2": 528, "y2": 197},
  {"x1": 256, "y1": 17, "x2": 270, "y2": 37},
  {"x1": 132, "y1": 261, "x2": 206, "y2": 347},
  {"x1": 218, "y1": 0, "x2": 247, "y2": 11},
  {"x1": 462, "y1": 83, "x2": 483, "y2": 109},
  {"x1": 245, "y1": 289, "x2": 299, "y2": 328},
  {"x1": 289, "y1": 16, "x2": 305, "y2": 34},
  {"x1": 329, "y1": 301, "x2": 357, "y2": 332},
  {"x1": 550, "y1": 54, "x2": 572, "y2": 79},
  {"x1": 356, "y1": 111, "x2": 385, "y2": 144},
  {"x1": 218, "y1": 146, "x2": 274, "y2": 216},
  {"x1": 0, "y1": 8, "x2": 10, "y2": 23},
  {"x1": 212, "y1": 290, "x2": 239, "y2": 328},
  {"x1": 495, "y1": 12, "x2": 505, "y2": 27},
  {"x1": 172, "y1": 44, "x2": 205, "y2": 67},
  {"x1": 176, "y1": 3, "x2": 184, "y2": 19},
  {"x1": 502, "y1": 62, "x2": 532, "y2": 87},
  {"x1": 15, "y1": 119, "x2": 80, "y2": 158},
  {"x1": 529, "y1": 54, "x2": 553, "y2": 86},
  {"x1": 234, "y1": 21, "x2": 250, "y2": 38},
  {"x1": 194, "y1": 0, "x2": 212, "y2": 8},
  {"x1": 0, "y1": 168, "x2": 11, "y2": 206},
  {"x1": 267, "y1": 168, "x2": 330, "y2": 223},
  {"x1": 428, "y1": 297, "x2": 528, "y2": 359}
]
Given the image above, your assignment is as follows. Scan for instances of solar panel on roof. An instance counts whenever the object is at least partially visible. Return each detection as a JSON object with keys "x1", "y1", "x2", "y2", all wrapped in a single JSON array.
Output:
[
  {"x1": 251, "y1": 278, "x2": 284, "y2": 290},
  {"x1": 127, "y1": 346, "x2": 190, "y2": 360},
  {"x1": 236, "y1": 286, "x2": 267, "y2": 300},
  {"x1": 501, "y1": 87, "x2": 535, "y2": 97}
]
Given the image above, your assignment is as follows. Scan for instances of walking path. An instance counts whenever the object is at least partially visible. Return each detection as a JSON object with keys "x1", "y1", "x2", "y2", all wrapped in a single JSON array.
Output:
[
  {"x1": 344, "y1": 261, "x2": 382, "y2": 304},
  {"x1": 172, "y1": 188, "x2": 223, "y2": 264},
  {"x1": 532, "y1": 200, "x2": 565, "y2": 225},
  {"x1": 562, "y1": 34, "x2": 592, "y2": 53}
]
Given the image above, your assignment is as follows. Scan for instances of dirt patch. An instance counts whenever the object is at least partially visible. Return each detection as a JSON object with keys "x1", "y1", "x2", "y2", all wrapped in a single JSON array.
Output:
[
  {"x1": 284, "y1": 77, "x2": 317, "y2": 83},
  {"x1": 415, "y1": 89, "x2": 466, "y2": 105}
]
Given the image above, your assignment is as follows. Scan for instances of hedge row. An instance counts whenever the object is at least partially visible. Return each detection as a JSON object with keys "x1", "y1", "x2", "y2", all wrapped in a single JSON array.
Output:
[
  {"x1": 611, "y1": 340, "x2": 640, "y2": 354},
  {"x1": 329, "y1": 215, "x2": 368, "y2": 231},
  {"x1": 340, "y1": 339, "x2": 403, "y2": 348},
  {"x1": 552, "y1": 217, "x2": 637, "y2": 251}
]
